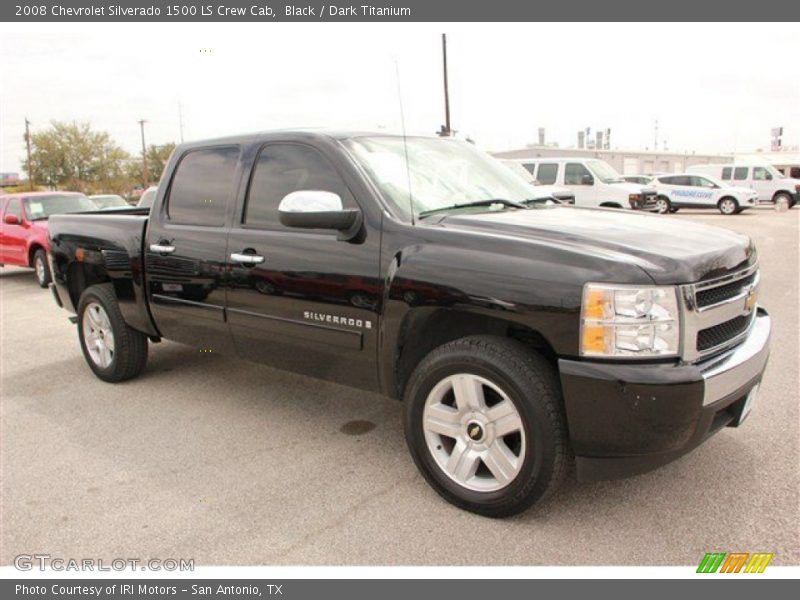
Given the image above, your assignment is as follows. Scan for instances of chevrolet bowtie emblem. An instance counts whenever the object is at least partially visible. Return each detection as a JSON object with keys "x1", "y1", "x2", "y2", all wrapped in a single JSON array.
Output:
[{"x1": 745, "y1": 288, "x2": 757, "y2": 312}]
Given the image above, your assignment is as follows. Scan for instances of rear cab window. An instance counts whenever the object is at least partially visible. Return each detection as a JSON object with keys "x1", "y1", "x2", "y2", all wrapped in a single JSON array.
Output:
[{"x1": 166, "y1": 146, "x2": 240, "y2": 226}]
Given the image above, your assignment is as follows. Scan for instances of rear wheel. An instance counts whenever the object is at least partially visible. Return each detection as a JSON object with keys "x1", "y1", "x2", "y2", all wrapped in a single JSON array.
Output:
[
  {"x1": 33, "y1": 249, "x2": 50, "y2": 288},
  {"x1": 403, "y1": 335, "x2": 568, "y2": 517},
  {"x1": 718, "y1": 197, "x2": 738, "y2": 215},
  {"x1": 77, "y1": 283, "x2": 148, "y2": 382},
  {"x1": 654, "y1": 196, "x2": 671, "y2": 214}
]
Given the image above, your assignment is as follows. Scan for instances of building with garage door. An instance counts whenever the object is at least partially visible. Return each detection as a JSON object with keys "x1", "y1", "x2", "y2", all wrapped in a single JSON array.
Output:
[{"x1": 493, "y1": 146, "x2": 732, "y2": 176}]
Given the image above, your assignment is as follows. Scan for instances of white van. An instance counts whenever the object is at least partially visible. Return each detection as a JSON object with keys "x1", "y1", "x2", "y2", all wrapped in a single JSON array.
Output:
[
  {"x1": 687, "y1": 163, "x2": 799, "y2": 208},
  {"x1": 513, "y1": 158, "x2": 657, "y2": 210}
]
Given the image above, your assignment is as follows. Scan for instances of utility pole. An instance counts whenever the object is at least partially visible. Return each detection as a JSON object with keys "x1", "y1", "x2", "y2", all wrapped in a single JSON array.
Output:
[
  {"x1": 138, "y1": 119, "x2": 148, "y2": 188},
  {"x1": 439, "y1": 33, "x2": 452, "y2": 137},
  {"x1": 178, "y1": 102, "x2": 185, "y2": 143},
  {"x1": 25, "y1": 118, "x2": 33, "y2": 190}
]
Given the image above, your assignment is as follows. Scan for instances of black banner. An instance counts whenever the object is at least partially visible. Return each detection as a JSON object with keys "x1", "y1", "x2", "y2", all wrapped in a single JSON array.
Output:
[
  {"x1": 4, "y1": 0, "x2": 800, "y2": 21},
  {"x1": 4, "y1": 579, "x2": 798, "y2": 599}
]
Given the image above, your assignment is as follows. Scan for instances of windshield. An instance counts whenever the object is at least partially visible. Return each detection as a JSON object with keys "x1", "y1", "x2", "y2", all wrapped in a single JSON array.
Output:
[
  {"x1": 344, "y1": 137, "x2": 536, "y2": 219},
  {"x1": 24, "y1": 194, "x2": 97, "y2": 220},
  {"x1": 586, "y1": 160, "x2": 624, "y2": 183},
  {"x1": 90, "y1": 195, "x2": 127, "y2": 209}
]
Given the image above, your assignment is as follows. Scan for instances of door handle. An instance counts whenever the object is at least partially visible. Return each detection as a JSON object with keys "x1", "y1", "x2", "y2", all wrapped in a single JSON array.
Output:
[
  {"x1": 230, "y1": 252, "x2": 265, "y2": 265},
  {"x1": 149, "y1": 243, "x2": 175, "y2": 254}
]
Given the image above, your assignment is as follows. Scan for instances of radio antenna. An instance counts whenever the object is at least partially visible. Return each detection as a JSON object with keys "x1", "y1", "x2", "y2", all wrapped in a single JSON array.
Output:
[{"x1": 394, "y1": 59, "x2": 416, "y2": 226}]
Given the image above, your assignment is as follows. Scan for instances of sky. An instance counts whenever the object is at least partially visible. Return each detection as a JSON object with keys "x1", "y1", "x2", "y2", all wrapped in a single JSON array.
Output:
[{"x1": 1, "y1": 22, "x2": 799, "y2": 174}]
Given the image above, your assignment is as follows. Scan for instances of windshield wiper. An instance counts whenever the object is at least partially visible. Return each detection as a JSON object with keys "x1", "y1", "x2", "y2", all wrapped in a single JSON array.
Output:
[{"x1": 418, "y1": 198, "x2": 529, "y2": 218}]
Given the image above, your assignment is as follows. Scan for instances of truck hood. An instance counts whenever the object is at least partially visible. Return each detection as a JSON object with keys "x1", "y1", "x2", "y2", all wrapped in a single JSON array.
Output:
[{"x1": 434, "y1": 206, "x2": 754, "y2": 284}]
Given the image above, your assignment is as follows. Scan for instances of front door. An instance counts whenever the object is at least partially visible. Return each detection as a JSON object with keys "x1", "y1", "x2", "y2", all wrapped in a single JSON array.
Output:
[
  {"x1": 0, "y1": 198, "x2": 28, "y2": 266},
  {"x1": 224, "y1": 142, "x2": 381, "y2": 391},
  {"x1": 145, "y1": 145, "x2": 241, "y2": 354},
  {"x1": 751, "y1": 166, "x2": 775, "y2": 202},
  {"x1": 564, "y1": 162, "x2": 597, "y2": 206}
]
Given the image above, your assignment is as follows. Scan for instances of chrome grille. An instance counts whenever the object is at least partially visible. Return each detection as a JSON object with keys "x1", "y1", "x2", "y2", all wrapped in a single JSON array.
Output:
[
  {"x1": 697, "y1": 315, "x2": 751, "y2": 352},
  {"x1": 679, "y1": 263, "x2": 759, "y2": 362},
  {"x1": 695, "y1": 272, "x2": 757, "y2": 308}
]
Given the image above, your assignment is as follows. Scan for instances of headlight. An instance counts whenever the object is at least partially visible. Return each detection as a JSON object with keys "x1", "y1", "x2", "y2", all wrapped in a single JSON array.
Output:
[{"x1": 580, "y1": 283, "x2": 680, "y2": 357}]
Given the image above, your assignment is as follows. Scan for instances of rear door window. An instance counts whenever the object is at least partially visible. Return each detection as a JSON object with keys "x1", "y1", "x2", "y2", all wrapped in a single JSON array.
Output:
[
  {"x1": 733, "y1": 167, "x2": 749, "y2": 181},
  {"x1": 166, "y1": 146, "x2": 240, "y2": 226},
  {"x1": 536, "y1": 163, "x2": 559, "y2": 185}
]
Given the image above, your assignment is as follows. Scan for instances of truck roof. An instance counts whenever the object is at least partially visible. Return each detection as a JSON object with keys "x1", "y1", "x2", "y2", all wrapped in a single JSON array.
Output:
[{"x1": 174, "y1": 129, "x2": 438, "y2": 150}]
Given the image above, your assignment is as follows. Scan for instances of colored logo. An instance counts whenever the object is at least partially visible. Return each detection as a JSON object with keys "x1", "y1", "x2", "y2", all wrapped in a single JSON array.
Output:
[{"x1": 697, "y1": 552, "x2": 773, "y2": 573}]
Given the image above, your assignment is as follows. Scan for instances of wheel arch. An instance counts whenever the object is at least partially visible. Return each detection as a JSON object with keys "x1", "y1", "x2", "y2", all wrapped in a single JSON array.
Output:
[
  {"x1": 599, "y1": 202, "x2": 623, "y2": 209},
  {"x1": 391, "y1": 307, "x2": 558, "y2": 401},
  {"x1": 27, "y1": 242, "x2": 46, "y2": 268}
]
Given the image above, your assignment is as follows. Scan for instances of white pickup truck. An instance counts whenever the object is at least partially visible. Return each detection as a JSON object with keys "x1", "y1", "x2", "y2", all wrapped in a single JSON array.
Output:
[{"x1": 512, "y1": 157, "x2": 657, "y2": 210}]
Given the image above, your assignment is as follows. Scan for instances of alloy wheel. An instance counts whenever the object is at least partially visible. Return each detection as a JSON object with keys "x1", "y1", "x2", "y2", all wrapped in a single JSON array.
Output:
[{"x1": 422, "y1": 373, "x2": 526, "y2": 492}]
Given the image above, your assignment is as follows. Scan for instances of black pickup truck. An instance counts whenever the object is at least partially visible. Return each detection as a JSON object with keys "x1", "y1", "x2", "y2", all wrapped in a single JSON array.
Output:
[{"x1": 47, "y1": 131, "x2": 771, "y2": 517}]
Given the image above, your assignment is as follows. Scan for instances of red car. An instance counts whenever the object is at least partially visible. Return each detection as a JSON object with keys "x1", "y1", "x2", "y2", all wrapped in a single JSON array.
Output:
[{"x1": 0, "y1": 192, "x2": 97, "y2": 287}]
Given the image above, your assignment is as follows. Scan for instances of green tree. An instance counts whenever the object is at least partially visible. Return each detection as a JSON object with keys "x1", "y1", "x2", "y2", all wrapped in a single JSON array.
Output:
[
  {"x1": 127, "y1": 142, "x2": 177, "y2": 186},
  {"x1": 26, "y1": 121, "x2": 132, "y2": 194}
]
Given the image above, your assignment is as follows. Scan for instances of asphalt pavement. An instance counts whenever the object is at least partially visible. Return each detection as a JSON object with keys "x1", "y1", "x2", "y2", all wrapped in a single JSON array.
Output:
[{"x1": 1, "y1": 207, "x2": 798, "y2": 566}]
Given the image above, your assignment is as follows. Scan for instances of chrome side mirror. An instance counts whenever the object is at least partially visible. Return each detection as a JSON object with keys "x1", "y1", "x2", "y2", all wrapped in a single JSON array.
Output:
[{"x1": 278, "y1": 190, "x2": 363, "y2": 241}]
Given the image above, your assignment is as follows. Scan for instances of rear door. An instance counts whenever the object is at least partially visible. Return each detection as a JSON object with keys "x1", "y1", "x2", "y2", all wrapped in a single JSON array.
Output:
[
  {"x1": 0, "y1": 198, "x2": 28, "y2": 266},
  {"x1": 224, "y1": 141, "x2": 381, "y2": 390},
  {"x1": 145, "y1": 145, "x2": 242, "y2": 354}
]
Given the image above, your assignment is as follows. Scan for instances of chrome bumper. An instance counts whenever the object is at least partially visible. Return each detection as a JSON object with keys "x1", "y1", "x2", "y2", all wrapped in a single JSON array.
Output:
[{"x1": 699, "y1": 309, "x2": 771, "y2": 406}]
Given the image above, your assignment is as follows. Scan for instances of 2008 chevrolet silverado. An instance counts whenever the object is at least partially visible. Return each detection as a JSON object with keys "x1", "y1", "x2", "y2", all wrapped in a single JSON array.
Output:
[{"x1": 47, "y1": 131, "x2": 771, "y2": 517}]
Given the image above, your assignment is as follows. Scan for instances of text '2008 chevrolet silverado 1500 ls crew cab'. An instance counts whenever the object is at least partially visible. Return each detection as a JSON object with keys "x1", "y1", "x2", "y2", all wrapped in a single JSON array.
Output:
[{"x1": 47, "y1": 131, "x2": 772, "y2": 517}]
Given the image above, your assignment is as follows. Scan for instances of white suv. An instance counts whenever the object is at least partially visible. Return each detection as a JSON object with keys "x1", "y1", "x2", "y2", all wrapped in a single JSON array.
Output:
[
  {"x1": 514, "y1": 158, "x2": 657, "y2": 210},
  {"x1": 688, "y1": 163, "x2": 799, "y2": 208},
  {"x1": 650, "y1": 174, "x2": 758, "y2": 215}
]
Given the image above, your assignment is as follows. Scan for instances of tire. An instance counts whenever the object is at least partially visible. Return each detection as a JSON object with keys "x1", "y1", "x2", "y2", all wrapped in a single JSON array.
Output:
[
  {"x1": 403, "y1": 335, "x2": 569, "y2": 518},
  {"x1": 718, "y1": 197, "x2": 738, "y2": 215},
  {"x1": 773, "y1": 192, "x2": 794, "y2": 209},
  {"x1": 654, "y1": 196, "x2": 671, "y2": 214},
  {"x1": 77, "y1": 283, "x2": 148, "y2": 383},
  {"x1": 33, "y1": 249, "x2": 51, "y2": 288}
]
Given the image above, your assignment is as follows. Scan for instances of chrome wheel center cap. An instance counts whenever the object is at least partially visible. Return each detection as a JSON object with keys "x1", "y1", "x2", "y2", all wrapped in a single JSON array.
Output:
[{"x1": 466, "y1": 420, "x2": 485, "y2": 443}]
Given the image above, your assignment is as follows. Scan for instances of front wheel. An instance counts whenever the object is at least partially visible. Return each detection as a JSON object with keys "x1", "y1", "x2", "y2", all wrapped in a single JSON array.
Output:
[
  {"x1": 33, "y1": 249, "x2": 51, "y2": 288},
  {"x1": 403, "y1": 336, "x2": 568, "y2": 517},
  {"x1": 718, "y1": 197, "x2": 739, "y2": 215},
  {"x1": 77, "y1": 283, "x2": 148, "y2": 382},
  {"x1": 773, "y1": 192, "x2": 794, "y2": 209},
  {"x1": 654, "y1": 196, "x2": 671, "y2": 214}
]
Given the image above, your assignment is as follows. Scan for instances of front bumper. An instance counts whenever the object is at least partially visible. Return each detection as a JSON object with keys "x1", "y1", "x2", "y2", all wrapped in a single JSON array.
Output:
[{"x1": 559, "y1": 308, "x2": 771, "y2": 481}]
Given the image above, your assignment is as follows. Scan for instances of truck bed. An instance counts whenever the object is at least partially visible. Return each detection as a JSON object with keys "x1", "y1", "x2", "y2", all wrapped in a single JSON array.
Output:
[{"x1": 48, "y1": 210, "x2": 157, "y2": 336}]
